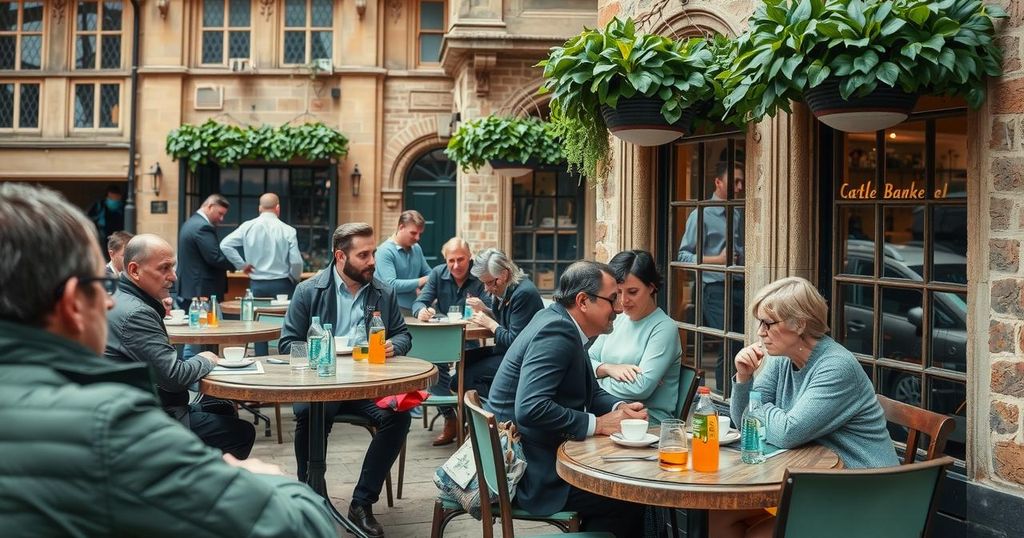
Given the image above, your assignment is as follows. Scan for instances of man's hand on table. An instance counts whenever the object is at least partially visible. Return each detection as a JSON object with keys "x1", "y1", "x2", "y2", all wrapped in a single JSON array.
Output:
[
  {"x1": 196, "y1": 351, "x2": 221, "y2": 367},
  {"x1": 417, "y1": 307, "x2": 436, "y2": 321},
  {"x1": 223, "y1": 453, "x2": 285, "y2": 476},
  {"x1": 385, "y1": 340, "x2": 395, "y2": 357},
  {"x1": 594, "y1": 402, "x2": 648, "y2": 436}
]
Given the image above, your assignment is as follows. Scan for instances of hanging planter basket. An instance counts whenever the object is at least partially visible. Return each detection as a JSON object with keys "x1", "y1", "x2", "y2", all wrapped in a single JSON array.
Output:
[
  {"x1": 600, "y1": 96, "x2": 695, "y2": 146},
  {"x1": 804, "y1": 79, "x2": 919, "y2": 133},
  {"x1": 488, "y1": 157, "x2": 541, "y2": 177}
]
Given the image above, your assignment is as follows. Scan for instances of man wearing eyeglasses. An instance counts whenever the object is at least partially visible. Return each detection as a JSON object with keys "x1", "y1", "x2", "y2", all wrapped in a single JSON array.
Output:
[
  {"x1": 484, "y1": 261, "x2": 647, "y2": 537},
  {"x1": 105, "y1": 234, "x2": 255, "y2": 459},
  {"x1": 0, "y1": 183, "x2": 336, "y2": 536}
]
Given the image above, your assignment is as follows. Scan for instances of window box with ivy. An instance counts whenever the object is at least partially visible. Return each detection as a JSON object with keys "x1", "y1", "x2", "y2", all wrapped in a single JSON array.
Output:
[{"x1": 444, "y1": 115, "x2": 563, "y2": 177}]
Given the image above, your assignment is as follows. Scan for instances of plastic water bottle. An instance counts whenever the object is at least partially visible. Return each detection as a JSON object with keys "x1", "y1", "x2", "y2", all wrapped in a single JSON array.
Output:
[
  {"x1": 198, "y1": 298, "x2": 209, "y2": 328},
  {"x1": 741, "y1": 391, "x2": 766, "y2": 464},
  {"x1": 188, "y1": 297, "x2": 200, "y2": 328},
  {"x1": 241, "y1": 288, "x2": 255, "y2": 322},
  {"x1": 307, "y1": 316, "x2": 324, "y2": 370},
  {"x1": 463, "y1": 294, "x2": 474, "y2": 319},
  {"x1": 318, "y1": 323, "x2": 336, "y2": 377},
  {"x1": 691, "y1": 386, "x2": 720, "y2": 472}
]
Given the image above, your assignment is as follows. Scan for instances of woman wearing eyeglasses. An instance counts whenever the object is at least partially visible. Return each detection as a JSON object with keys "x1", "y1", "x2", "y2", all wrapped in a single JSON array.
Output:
[
  {"x1": 588, "y1": 250, "x2": 682, "y2": 425},
  {"x1": 712, "y1": 276, "x2": 897, "y2": 538}
]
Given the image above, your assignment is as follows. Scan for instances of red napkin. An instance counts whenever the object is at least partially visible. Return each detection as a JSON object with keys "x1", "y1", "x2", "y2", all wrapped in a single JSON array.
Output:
[{"x1": 375, "y1": 390, "x2": 430, "y2": 412}]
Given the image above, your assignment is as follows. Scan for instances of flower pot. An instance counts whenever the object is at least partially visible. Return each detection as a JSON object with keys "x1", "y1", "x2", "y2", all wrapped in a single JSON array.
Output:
[
  {"x1": 488, "y1": 157, "x2": 540, "y2": 177},
  {"x1": 804, "y1": 79, "x2": 919, "y2": 133},
  {"x1": 600, "y1": 96, "x2": 694, "y2": 146}
]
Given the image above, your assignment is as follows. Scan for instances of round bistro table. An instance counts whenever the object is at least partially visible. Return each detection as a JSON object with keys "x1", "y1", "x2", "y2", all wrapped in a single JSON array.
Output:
[
  {"x1": 556, "y1": 434, "x2": 841, "y2": 537},
  {"x1": 219, "y1": 300, "x2": 289, "y2": 316},
  {"x1": 201, "y1": 356, "x2": 437, "y2": 538},
  {"x1": 166, "y1": 320, "x2": 281, "y2": 346}
]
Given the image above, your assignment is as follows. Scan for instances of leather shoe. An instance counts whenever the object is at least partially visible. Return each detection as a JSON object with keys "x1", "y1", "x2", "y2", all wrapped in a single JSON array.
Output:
[
  {"x1": 348, "y1": 503, "x2": 384, "y2": 538},
  {"x1": 432, "y1": 417, "x2": 457, "y2": 446}
]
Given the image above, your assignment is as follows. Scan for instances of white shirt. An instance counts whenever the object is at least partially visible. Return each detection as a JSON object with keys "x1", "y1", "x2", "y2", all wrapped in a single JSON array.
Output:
[
  {"x1": 219, "y1": 212, "x2": 303, "y2": 282},
  {"x1": 566, "y1": 312, "x2": 624, "y2": 436}
]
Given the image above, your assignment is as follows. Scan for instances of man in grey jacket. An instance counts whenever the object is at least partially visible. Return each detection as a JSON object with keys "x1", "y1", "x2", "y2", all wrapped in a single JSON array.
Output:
[
  {"x1": 105, "y1": 234, "x2": 255, "y2": 458},
  {"x1": 280, "y1": 222, "x2": 412, "y2": 538}
]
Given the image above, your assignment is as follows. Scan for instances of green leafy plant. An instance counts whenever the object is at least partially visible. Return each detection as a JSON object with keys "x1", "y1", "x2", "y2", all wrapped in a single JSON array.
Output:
[
  {"x1": 538, "y1": 17, "x2": 714, "y2": 180},
  {"x1": 165, "y1": 120, "x2": 349, "y2": 171},
  {"x1": 444, "y1": 115, "x2": 563, "y2": 172},
  {"x1": 721, "y1": 0, "x2": 1006, "y2": 123}
]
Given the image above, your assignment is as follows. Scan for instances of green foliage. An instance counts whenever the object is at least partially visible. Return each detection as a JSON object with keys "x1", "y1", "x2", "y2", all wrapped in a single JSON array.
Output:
[
  {"x1": 444, "y1": 115, "x2": 563, "y2": 172},
  {"x1": 165, "y1": 120, "x2": 349, "y2": 171},
  {"x1": 721, "y1": 0, "x2": 1007, "y2": 123},
  {"x1": 548, "y1": 110, "x2": 611, "y2": 184}
]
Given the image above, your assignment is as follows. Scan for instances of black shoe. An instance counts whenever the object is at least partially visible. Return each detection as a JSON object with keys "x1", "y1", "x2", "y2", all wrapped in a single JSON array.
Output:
[{"x1": 348, "y1": 503, "x2": 384, "y2": 538}]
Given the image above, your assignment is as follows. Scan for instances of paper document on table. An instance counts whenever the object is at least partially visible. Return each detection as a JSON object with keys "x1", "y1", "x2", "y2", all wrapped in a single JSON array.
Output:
[
  {"x1": 211, "y1": 361, "x2": 265, "y2": 375},
  {"x1": 764, "y1": 443, "x2": 789, "y2": 459},
  {"x1": 441, "y1": 439, "x2": 477, "y2": 489}
]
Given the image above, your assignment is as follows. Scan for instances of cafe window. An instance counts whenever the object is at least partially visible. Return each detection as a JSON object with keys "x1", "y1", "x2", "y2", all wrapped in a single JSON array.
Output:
[
  {"x1": 660, "y1": 134, "x2": 746, "y2": 398},
  {"x1": 72, "y1": 81, "x2": 120, "y2": 129},
  {"x1": 182, "y1": 164, "x2": 337, "y2": 272},
  {"x1": 0, "y1": 0, "x2": 43, "y2": 70},
  {"x1": 200, "y1": 0, "x2": 251, "y2": 65},
  {"x1": 74, "y1": 0, "x2": 123, "y2": 70},
  {"x1": 511, "y1": 167, "x2": 584, "y2": 293},
  {"x1": 823, "y1": 109, "x2": 967, "y2": 461},
  {"x1": 0, "y1": 80, "x2": 39, "y2": 129},
  {"x1": 417, "y1": 1, "x2": 444, "y2": 65},
  {"x1": 282, "y1": 0, "x2": 332, "y2": 65}
]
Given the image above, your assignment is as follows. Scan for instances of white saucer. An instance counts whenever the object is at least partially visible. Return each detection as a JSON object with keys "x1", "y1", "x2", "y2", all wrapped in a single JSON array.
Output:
[
  {"x1": 610, "y1": 432, "x2": 659, "y2": 448},
  {"x1": 688, "y1": 429, "x2": 741, "y2": 445},
  {"x1": 219, "y1": 358, "x2": 255, "y2": 368},
  {"x1": 270, "y1": 300, "x2": 290, "y2": 306},
  {"x1": 163, "y1": 318, "x2": 188, "y2": 326},
  {"x1": 336, "y1": 346, "x2": 354, "y2": 355}
]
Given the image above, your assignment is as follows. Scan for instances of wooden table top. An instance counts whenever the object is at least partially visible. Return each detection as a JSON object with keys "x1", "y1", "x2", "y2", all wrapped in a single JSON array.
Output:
[
  {"x1": 556, "y1": 432, "x2": 842, "y2": 511},
  {"x1": 220, "y1": 300, "x2": 289, "y2": 315},
  {"x1": 199, "y1": 355, "x2": 438, "y2": 403},
  {"x1": 166, "y1": 320, "x2": 282, "y2": 345},
  {"x1": 403, "y1": 316, "x2": 492, "y2": 340}
]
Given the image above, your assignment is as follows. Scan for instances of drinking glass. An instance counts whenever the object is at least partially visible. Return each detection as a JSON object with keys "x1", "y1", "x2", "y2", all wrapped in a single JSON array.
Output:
[
  {"x1": 658, "y1": 419, "x2": 689, "y2": 471},
  {"x1": 447, "y1": 305, "x2": 463, "y2": 322},
  {"x1": 290, "y1": 343, "x2": 308, "y2": 370}
]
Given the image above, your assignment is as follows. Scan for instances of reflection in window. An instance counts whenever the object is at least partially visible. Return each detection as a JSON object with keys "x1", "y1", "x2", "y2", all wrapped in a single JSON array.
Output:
[
  {"x1": 75, "y1": 1, "x2": 122, "y2": 70},
  {"x1": 418, "y1": 1, "x2": 444, "y2": 64},
  {"x1": 283, "y1": 0, "x2": 332, "y2": 64},
  {"x1": 73, "y1": 82, "x2": 119, "y2": 129},
  {"x1": 511, "y1": 166, "x2": 584, "y2": 292},
  {"x1": 0, "y1": 0, "x2": 43, "y2": 70},
  {"x1": 0, "y1": 80, "x2": 38, "y2": 129},
  {"x1": 201, "y1": 0, "x2": 251, "y2": 65}
]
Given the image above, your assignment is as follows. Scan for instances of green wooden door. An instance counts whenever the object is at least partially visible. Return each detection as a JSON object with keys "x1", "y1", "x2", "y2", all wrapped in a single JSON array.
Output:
[{"x1": 404, "y1": 149, "x2": 457, "y2": 267}]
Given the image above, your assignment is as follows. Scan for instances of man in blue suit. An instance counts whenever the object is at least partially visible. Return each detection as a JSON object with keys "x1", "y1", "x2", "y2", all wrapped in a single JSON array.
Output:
[
  {"x1": 176, "y1": 194, "x2": 235, "y2": 308},
  {"x1": 485, "y1": 261, "x2": 646, "y2": 537}
]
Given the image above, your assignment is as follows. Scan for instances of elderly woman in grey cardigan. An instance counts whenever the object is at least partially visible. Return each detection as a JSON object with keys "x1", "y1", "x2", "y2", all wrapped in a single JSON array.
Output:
[{"x1": 712, "y1": 276, "x2": 898, "y2": 538}]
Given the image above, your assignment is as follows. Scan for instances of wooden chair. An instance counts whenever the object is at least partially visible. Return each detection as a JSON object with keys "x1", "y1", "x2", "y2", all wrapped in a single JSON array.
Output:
[
  {"x1": 773, "y1": 456, "x2": 954, "y2": 537},
  {"x1": 877, "y1": 394, "x2": 956, "y2": 464},
  {"x1": 675, "y1": 364, "x2": 702, "y2": 421},
  {"x1": 407, "y1": 323, "x2": 467, "y2": 446},
  {"x1": 430, "y1": 390, "x2": 611, "y2": 538}
]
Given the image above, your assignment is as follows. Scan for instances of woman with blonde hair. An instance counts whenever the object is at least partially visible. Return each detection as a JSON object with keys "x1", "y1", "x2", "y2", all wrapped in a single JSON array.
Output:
[{"x1": 712, "y1": 276, "x2": 897, "y2": 538}]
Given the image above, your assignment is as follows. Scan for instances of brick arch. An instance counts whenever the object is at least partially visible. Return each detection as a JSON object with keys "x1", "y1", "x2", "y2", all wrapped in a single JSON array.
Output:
[
  {"x1": 383, "y1": 117, "x2": 444, "y2": 192},
  {"x1": 499, "y1": 81, "x2": 551, "y2": 119},
  {"x1": 643, "y1": 5, "x2": 740, "y2": 38}
]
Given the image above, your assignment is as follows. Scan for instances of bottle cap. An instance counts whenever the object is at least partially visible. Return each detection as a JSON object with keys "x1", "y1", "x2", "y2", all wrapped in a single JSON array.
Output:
[
  {"x1": 698, "y1": 386, "x2": 710, "y2": 394},
  {"x1": 374, "y1": 311, "x2": 381, "y2": 315}
]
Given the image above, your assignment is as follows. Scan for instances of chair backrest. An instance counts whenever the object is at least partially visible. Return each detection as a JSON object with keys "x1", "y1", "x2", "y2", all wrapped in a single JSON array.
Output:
[
  {"x1": 406, "y1": 323, "x2": 465, "y2": 364},
  {"x1": 773, "y1": 456, "x2": 953, "y2": 538},
  {"x1": 676, "y1": 363, "x2": 702, "y2": 421},
  {"x1": 464, "y1": 390, "x2": 515, "y2": 538},
  {"x1": 255, "y1": 312, "x2": 286, "y2": 354},
  {"x1": 877, "y1": 394, "x2": 956, "y2": 464}
]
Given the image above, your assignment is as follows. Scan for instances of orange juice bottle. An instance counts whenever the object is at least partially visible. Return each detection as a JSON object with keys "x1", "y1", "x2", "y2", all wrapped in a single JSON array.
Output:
[
  {"x1": 691, "y1": 386, "x2": 720, "y2": 472},
  {"x1": 208, "y1": 295, "x2": 219, "y2": 327},
  {"x1": 368, "y1": 311, "x2": 386, "y2": 364}
]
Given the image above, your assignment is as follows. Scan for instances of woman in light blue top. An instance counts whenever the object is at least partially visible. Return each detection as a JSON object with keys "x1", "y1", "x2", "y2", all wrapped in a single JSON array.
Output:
[{"x1": 589, "y1": 250, "x2": 682, "y2": 424}]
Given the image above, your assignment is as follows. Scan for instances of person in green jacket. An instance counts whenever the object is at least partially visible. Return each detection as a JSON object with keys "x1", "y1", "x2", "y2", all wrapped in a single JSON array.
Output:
[{"x1": 0, "y1": 183, "x2": 338, "y2": 537}]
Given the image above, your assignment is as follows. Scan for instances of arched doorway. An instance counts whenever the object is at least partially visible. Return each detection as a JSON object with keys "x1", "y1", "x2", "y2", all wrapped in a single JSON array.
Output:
[{"x1": 404, "y1": 148, "x2": 456, "y2": 266}]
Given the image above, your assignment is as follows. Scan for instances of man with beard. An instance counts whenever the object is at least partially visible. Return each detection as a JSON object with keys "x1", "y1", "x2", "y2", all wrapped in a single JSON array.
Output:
[
  {"x1": 279, "y1": 222, "x2": 412, "y2": 538},
  {"x1": 105, "y1": 235, "x2": 255, "y2": 459},
  {"x1": 484, "y1": 261, "x2": 647, "y2": 537}
]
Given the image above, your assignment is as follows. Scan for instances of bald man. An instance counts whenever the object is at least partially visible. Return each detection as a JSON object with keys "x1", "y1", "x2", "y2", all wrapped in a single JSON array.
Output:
[
  {"x1": 105, "y1": 234, "x2": 256, "y2": 458},
  {"x1": 220, "y1": 193, "x2": 303, "y2": 302}
]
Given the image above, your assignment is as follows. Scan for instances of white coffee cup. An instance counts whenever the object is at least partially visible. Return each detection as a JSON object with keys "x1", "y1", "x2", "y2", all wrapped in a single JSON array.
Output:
[
  {"x1": 620, "y1": 418, "x2": 649, "y2": 441},
  {"x1": 276, "y1": 294, "x2": 288, "y2": 301},
  {"x1": 718, "y1": 416, "x2": 732, "y2": 441},
  {"x1": 334, "y1": 335, "x2": 350, "y2": 350},
  {"x1": 169, "y1": 309, "x2": 186, "y2": 322},
  {"x1": 223, "y1": 347, "x2": 246, "y2": 361}
]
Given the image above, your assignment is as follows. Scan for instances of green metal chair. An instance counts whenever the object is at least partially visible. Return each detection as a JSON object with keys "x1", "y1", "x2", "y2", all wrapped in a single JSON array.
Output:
[
  {"x1": 429, "y1": 390, "x2": 611, "y2": 538},
  {"x1": 675, "y1": 363, "x2": 702, "y2": 421},
  {"x1": 773, "y1": 456, "x2": 954, "y2": 537},
  {"x1": 407, "y1": 323, "x2": 466, "y2": 446}
]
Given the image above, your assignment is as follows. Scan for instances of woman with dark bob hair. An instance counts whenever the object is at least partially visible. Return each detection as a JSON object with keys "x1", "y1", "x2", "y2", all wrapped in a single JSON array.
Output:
[{"x1": 587, "y1": 250, "x2": 682, "y2": 424}]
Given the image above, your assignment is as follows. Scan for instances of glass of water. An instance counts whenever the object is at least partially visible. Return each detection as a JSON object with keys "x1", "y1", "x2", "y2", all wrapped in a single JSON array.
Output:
[
  {"x1": 290, "y1": 343, "x2": 308, "y2": 370},
  {"x1": 447, "y1": 305, "x2": 463, "y2": 322}
]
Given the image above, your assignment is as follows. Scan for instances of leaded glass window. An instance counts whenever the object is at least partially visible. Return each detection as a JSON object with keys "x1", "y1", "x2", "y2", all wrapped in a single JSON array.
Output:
[
  {"x1": 282, "y1": 0, "x2": 332, "y2": 65},
  {"x1": 200, "y1": 0, "x2": 251, "y2": 65},
  {"x1": 0, "y1": 80, "x2": 38, "y2": 129},
  {"x1": 75, "y1": 1, "x2": 122, "y2": 70},
  {"x1": 0, "y1": 1, "x2": 43, "y2": 70}
]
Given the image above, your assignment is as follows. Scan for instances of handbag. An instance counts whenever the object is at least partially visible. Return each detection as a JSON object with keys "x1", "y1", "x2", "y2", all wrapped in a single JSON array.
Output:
[{"x1": 433, "y1": 421, "x2": 527, "y2": 519}]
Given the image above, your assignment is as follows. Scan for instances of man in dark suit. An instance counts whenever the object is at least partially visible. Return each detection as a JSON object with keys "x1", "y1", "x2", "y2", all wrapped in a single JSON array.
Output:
[
  {"x1": 485, "y1": 261, "x2": 646, "y2": 537},
  {"x1": 175, "y1": 194, "x2": 235, "y2": 308},
  {"x1": 279, "y1": 222, "x2": 412, "y2": 538}
]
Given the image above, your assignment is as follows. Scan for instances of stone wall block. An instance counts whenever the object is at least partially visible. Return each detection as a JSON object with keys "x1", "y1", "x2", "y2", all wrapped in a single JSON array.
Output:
[
  {"x1": 991, "y1": 239, "x2": 1021, "y2": 273},
  {"x1": 999, "y1": 36, "x2": 1023, "y2": 73},
  {"x1": 992, "y1": 278, "x2": 1024, "y2": 317},
  {"x1": 991, "y1": 157, "x2": 1024, "y2": 191},
  {"x1": 992, "y1": 401, "x2": 1021, "y2": 434},
  {"x1": 991, "y1": 197, "x2": 1015, "y2": 230},
  {"x1": 991, "y1": 322, "x2": 1020, "y2": 355},
  {"x1": 993, "y1": 77, "x2": 1024, "y2": 115},
  {"x1": 994, "y1": 441, "x2": 1024, "y2": 485},
  {"x1": 992, "y1": 359, "x2": 1024, "y2": 396},
  {"x1": 991, "y1": 117, "x2": 1017, "y2": 151}
]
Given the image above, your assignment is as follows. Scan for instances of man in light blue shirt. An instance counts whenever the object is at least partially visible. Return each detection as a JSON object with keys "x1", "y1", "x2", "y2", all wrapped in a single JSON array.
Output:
[
  {"x1": 333, "y1": 265, "x2": 369, "y2": 338},
  {"x1": 219, "y1": 193, "x2": 303, "y2": 299},
  {"x1": 375, "y1": 210, "x2": 431, "y2": 312}
]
